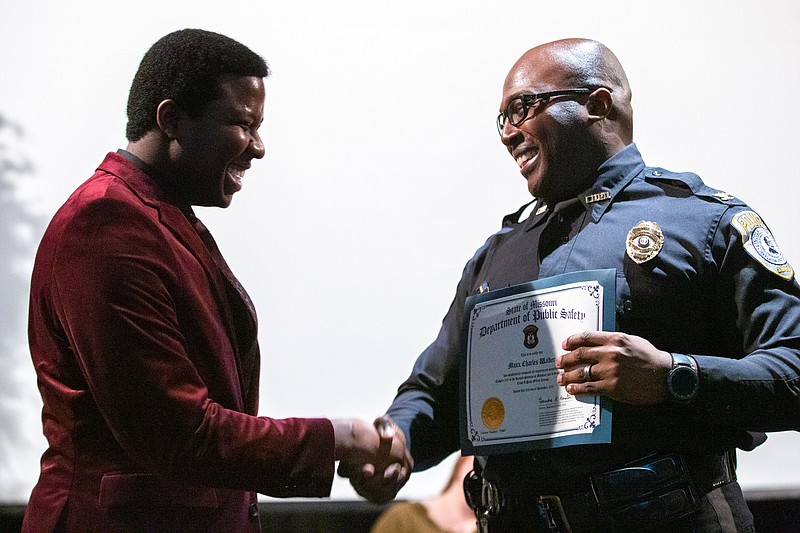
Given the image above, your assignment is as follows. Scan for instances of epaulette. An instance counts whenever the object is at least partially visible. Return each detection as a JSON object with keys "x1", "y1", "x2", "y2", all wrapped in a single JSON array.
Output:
[{"x1": 644, "y1": 167, "x2": 744, "y2": 206}]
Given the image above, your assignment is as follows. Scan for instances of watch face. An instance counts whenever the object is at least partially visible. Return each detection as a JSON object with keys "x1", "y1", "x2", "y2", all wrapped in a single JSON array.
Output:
[{"x1": 669, "y1": 366, "x2": 699, "y2": 400}]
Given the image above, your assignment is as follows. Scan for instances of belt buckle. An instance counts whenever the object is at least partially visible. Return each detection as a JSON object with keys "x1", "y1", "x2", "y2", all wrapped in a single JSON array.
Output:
[{"x1": 537, "y1": 495, "x2": 572, "y2": 533}]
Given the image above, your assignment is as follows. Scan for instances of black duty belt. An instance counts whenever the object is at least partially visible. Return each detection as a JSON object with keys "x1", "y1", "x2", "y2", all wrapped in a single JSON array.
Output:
[{"x1": 463, "y1": 449, "x2": 737, "y2": 533}]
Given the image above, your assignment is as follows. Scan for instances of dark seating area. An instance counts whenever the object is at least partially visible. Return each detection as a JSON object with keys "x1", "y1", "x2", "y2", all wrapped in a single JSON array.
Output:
[{"x1": 2, "y1": 491, "x2": 799, "y2": 532}]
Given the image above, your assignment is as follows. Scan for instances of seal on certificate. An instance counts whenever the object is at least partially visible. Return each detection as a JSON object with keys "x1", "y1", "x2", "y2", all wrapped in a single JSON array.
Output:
[
  {"x1": 523, "y1": 324, "x2": 539, "y2": 349},
  {"x1": 626, "y1": 221, "x2": 664, "y2": 264},
  {"x1": 481, "y1": 397, "x2": 505, "y2": 430}
]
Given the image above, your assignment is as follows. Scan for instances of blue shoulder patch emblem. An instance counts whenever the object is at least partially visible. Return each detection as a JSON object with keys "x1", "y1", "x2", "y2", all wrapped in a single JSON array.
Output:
[{"x1": 731, "y1": 210, "x2": 794, "y2": 281}]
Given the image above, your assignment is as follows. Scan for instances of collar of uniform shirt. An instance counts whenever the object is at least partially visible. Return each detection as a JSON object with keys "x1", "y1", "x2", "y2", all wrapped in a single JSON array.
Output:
[{"x1": 579, "y1": 142, "x2": 646, "y2": 223}]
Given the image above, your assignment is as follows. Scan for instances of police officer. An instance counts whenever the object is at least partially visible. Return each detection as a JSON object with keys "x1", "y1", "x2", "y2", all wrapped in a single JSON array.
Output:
[{"x1": 350, "y1": 39, "x2": 800, "y2": 532}]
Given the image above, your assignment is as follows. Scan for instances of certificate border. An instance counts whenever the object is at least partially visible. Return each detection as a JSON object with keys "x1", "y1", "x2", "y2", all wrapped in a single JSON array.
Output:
[{"x1": 459, "y1": 269, "x2": 616, "y2": 456}]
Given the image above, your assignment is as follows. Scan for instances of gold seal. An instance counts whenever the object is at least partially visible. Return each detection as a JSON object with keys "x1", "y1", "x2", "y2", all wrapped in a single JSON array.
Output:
[
  {"x1": 626, "y1": 221, "x2": 664, "y2": 264},
  {"x1": 481, "y1": 397, "x2": 505, "y2": 430}
]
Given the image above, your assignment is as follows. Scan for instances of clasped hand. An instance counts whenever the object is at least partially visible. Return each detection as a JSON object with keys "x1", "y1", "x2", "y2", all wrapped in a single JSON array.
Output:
[{"x1": 334, "y1": 416, "x2": 413, "y2": 504}]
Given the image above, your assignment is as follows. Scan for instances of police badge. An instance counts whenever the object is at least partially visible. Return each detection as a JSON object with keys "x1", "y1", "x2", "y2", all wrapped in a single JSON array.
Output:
[{"x1": 626, "y1": 221, "x2": 664, "y2": 264}]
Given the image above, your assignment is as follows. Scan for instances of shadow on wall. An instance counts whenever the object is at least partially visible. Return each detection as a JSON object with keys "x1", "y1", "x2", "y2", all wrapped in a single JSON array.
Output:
[{"x1": 0, "y1": 113, "x2": 45, "y2": 501}]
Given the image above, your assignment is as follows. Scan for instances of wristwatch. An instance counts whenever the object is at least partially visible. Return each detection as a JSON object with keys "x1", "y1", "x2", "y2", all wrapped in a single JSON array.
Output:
[{"x1": 667, "y1": 353, "x2": 699, "y2": 401}]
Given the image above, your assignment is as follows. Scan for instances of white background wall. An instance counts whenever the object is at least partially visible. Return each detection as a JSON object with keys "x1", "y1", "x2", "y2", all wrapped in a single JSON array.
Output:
[{"x1": 1, "y1": 0, "x2": 798, "y2": 503}]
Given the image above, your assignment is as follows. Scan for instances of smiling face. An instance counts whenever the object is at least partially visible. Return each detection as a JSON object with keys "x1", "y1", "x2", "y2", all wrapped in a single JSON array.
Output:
[
  {"x1": 498, "y1": 45, "x2": 611, "y2": 204},
  {"x1": 172, "y1": 75, "x2": 265, "y2": 207}
]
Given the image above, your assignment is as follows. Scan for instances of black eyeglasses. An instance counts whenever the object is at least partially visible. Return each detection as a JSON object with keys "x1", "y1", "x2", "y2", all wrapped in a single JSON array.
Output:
[{"x1": 496, "y1": 88, "x2": 595, "y2": 135}]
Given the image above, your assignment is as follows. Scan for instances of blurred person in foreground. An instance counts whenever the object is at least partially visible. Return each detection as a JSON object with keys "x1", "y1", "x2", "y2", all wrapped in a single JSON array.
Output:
[
  {"x1": 24, "y1": 28, "x2": 409, "y2": 532},
  {"x1": 371, "y1": 455, "x2": 476, "y2": 533},
  {"x1": 348, "y1": 38, "x2": 800, "y2": 532}
]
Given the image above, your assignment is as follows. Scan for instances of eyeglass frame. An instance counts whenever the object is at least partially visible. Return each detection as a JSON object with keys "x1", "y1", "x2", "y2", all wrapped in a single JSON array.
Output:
[{"x1": 496, "y1": 87, "x2": 609, "y2": 135}]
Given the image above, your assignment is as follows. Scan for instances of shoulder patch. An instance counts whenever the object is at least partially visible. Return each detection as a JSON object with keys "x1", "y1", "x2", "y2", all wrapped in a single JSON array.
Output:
[{"x1": 731, "y1": 210, "x2": 794, "y2": 281}]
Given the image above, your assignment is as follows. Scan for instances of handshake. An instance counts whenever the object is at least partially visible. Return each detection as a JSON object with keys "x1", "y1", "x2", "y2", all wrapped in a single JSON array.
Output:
[{"x1": 333, "y1": 416, "x2": 413, "y2": 504}]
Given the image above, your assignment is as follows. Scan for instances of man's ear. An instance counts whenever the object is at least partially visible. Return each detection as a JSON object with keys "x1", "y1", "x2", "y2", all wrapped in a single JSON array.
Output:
[
  {"x1": 586, "y1": 88, "x2": 613, "y2": 120},
  {"x1": 155, "y1": 99, "x2": 181, "y2": 139}
]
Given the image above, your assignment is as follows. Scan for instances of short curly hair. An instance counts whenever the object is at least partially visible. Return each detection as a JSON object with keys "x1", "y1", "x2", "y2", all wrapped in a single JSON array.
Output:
[{"x1": 125, "y1": 29, "x2": 270, "y2": 142}]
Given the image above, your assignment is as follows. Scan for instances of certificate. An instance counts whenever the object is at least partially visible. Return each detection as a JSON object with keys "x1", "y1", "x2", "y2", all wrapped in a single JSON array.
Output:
[{"x1": 460, "y1": 269, "x2": 615, "y2": 455}]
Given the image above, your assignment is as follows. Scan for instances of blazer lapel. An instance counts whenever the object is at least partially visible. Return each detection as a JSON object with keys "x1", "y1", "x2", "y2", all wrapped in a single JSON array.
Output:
[{"x1": 159, "y1": 204, "x2": 253, "y2": 406}]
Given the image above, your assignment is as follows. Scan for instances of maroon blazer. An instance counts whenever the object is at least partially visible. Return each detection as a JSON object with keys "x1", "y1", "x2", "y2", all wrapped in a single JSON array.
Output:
[{"x1": 24, "y1": 153, "x2": 334, "y2": 532}]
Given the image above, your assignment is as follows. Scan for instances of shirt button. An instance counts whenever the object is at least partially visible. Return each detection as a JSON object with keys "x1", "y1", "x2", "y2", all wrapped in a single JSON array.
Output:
[
  {"x1": 249, "y1": 503, "x2": 259, "y2": 518},
  {"x1": 652, "y1": 170, "x2": 662, "y2": 176}
]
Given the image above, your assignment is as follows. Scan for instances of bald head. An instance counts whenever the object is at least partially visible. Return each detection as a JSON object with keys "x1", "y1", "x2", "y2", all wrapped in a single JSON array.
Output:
[
  {"x1": 510, "y1": 38, "x2": 633, "y2": 144},
  {"x1": 499, "y1": 39, "x2": 635, "y2": 202}
]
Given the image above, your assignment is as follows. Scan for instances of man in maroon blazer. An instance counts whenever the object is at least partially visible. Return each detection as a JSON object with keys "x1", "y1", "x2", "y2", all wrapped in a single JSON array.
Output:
[{"x1": 24, "y1": 29, "x2": 410, "y2": 532}]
